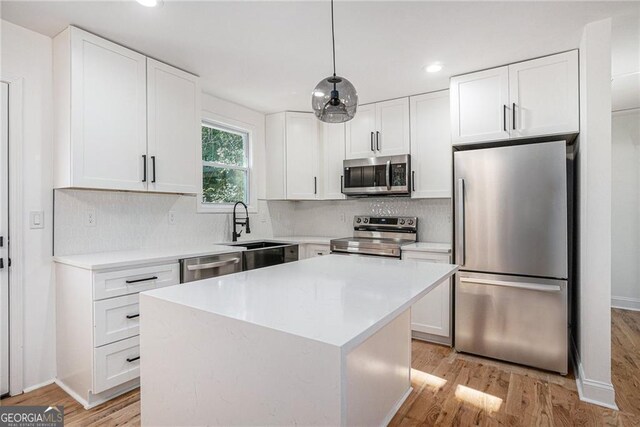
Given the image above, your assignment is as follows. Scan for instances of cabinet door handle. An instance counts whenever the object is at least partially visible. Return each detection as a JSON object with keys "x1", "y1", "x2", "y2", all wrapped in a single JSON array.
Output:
[
  {"x1": 126, "y1": 356, "x2": 140, "y2": 363},
  {"x1": 126, "y1": 314, "x2": 140, "y2": 319},
  {"x1": 370, "y1": 132, "x2": 374, "y2": 152},
  {"x1": 412, "y1": 171, "x2": 416, "y2": 192},
  {"x1": 151, "y1": 156, "x2": 156, "y2": 183},
  {"x1": 376, "y1": 131, "x2": 380, "y2": 151},
  {"x1": 314, "y1": 177, "x2": 317, "y2": 195},
  {"x1": 503, "y1": 105, "x2": 507, "y2": 132},
  {"x1": 125, "y1": 276, "x2": 158, "y2": 284},
  {"x1": 142, "y1": 155, "x2": 147, "y2": 182},
  {"x1": 340, "y1": 175, "x2": 344, "y2": 192},
  {"x1": 512, "y1": 102, "x2": 516, "y2": 130}
]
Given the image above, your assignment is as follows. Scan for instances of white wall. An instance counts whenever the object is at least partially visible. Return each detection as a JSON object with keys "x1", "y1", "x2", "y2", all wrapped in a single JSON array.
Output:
[
  {"x1": 1, "y1": 20, "x2": 55, "y2": 390},
  {"x1": 574, "y1": 18, "x2": 615, "y2": 408},
  {"x1": 611, "y1": 110, "x2": 640, "y2": 310}
]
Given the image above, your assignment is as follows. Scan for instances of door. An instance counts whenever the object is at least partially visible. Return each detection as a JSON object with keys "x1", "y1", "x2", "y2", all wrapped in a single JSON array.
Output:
[
  {"x1": 509, "y1": 50, "x2": 579, "y2": 138},
  {"x1": 410, "y1": 90, "x2": 452, "y2": 198},
  {"x1": 147, "y1": 58, "x2": 201, "y2": 194},
  {"x1": 454, "y1": 141, "x2": 568, "y2": 278},
  {"x1": 320, "y1": 122, "x2": 346, "y2": 200},
  {"x1": 285, "y1": 112, "x2": 319, "y2": 200},
  {"x1": 403, "y1": 252, "x2": 451, "y2": 339},
  {"x1": 375, "y1": 98, "x2": 410, "y2": 156},
  {"x1": 345, "y1": 104, "x2": 376, "y2": 159},
  {"x1": 451, "y1": 66, "x2": 510, "y2": 145},
  {"x1": 0, "y1": 82, "x2": 8, "y2": 395},
  {"x1": 70, "y1": 27, "x2": 147, "y2": 191},
  {"x1": 455, "y1": 271, "x2": 568, "y2": 374}
]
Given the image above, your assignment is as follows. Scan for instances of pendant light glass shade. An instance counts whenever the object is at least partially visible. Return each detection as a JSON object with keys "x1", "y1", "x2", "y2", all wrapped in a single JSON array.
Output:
[{"x1": 312, "y1": 75, "x2": 358, "y2": 123}]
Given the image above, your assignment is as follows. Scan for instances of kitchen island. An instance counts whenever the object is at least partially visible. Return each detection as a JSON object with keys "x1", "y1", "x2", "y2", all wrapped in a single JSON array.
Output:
[{"x1": 139, "y1": 255, "x2": 457, "y2": 426}]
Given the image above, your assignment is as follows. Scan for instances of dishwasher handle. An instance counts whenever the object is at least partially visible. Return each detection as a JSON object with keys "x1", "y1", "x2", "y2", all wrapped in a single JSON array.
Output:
[
  {"x1": 459, "y1": 277, "x2": 562, "y2": 293},
  {"x1": 186, "y1": 257, "x2": 241, "y2": 271}
]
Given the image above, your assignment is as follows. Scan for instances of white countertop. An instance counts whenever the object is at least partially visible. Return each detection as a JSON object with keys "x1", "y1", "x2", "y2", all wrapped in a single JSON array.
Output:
[
  {"x1": 52, "y1": 244, "x2": 245, "y2": 270},
  {"x1": 141, "y1": 255, "x2": 458, "y2": 351},
  {"x1": 402, "y1": 242, "x2": 452, "y2": 253}
]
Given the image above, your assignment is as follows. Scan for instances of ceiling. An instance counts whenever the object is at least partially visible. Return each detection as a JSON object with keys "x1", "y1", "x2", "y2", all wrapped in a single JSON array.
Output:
[{"x1": 1, "y1": 1, "x2": 638, "y2": 113}]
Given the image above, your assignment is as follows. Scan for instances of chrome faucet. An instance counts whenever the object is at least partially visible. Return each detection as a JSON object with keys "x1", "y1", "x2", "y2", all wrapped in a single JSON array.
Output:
[{"x1": 232, "y1": 201, "x2": 251, "y2": 242}]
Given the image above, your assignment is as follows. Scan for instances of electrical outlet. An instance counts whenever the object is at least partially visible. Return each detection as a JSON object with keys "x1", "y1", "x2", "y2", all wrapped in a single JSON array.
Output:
[
  {"x1": 85, "y1": 209, "x2": 97, "y2": 227},
  {"x1": 168, "y1": 211, "x2": 176, "y2": 225},
  {"x1": 29, "y1": 211, "x2": 45, "y2": 229}
]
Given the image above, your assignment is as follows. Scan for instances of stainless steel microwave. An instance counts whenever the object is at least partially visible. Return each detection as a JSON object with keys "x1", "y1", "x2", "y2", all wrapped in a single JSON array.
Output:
[{"x1": 342, "y1": 155, "x2": 411, "y2": 196}]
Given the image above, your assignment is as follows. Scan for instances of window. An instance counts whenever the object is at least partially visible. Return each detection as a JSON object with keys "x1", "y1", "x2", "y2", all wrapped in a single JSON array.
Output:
[{"x1": 201, "y1": 122, "x2": 249, "y2": 206}]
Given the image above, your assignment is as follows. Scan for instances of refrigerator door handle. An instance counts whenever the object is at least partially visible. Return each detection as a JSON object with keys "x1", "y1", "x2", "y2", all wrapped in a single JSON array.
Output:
[
  {"x1": 456, "y1": 178, "x2": 465, "y2": 266},
  {"x1": 459, "y1": 277, "x2": 562, "y2": 293}
]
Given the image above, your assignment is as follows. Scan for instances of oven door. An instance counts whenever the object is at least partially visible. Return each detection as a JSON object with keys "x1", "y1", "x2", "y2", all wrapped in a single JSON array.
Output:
[{"x1": 342, "y1": 155, "x2": 410, "y2": 196}]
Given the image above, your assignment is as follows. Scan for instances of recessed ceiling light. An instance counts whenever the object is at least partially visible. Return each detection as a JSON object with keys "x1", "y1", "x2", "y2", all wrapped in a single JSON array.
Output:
[
  {"x1": 136, "y1": 0, "x2": 161, "y2": 7},
  {"x1": 425, "y1": 63, "x2": 443, "y2": 73}
]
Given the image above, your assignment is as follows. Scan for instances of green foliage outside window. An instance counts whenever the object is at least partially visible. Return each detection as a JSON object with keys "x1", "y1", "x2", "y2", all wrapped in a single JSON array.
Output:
[{"x1": 202, "y1": 125, "x2": 248, "y2": 204}]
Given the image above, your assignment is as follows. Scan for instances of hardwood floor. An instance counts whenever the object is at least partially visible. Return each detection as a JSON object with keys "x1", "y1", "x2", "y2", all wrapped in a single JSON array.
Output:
[{"x1": 2, "y1": 308, "x2": 639, "y2": 426}]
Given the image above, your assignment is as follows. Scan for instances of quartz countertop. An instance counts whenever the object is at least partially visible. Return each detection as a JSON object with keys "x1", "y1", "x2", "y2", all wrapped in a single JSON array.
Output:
[
  {"x1": 141, "y1": 255, "x2": 458, "y2": 351},
  {"x1": 52, "y1": 236, "x2": 338, "y2": 270},
  {"x1": 402, "y1": 242, "x2": 452, "y2": 254}
]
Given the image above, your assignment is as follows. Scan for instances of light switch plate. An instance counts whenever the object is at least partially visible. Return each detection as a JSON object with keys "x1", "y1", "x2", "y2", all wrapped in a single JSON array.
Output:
[
  {"x1": 30, "y1": 211, "x2": 44, "y2": 229},
  {"x1": 85, "y1": 209, "x2": 97, "y2": 227},
  {"x1": 168, "y1": 211, "x2": 176, "y2": 225}
]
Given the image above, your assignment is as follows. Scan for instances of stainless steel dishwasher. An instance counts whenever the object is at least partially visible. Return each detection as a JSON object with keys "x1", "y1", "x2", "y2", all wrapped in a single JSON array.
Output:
[{"x1": 180, "y1": 252, "x2": 243, "y2": 283}]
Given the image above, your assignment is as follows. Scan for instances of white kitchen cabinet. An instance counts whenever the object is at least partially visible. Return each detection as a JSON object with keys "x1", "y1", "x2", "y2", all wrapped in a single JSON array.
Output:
[
  {"x1": 345, "y1": 99, "x2": 409, "y2": 159},
  {"x1": 320, "y1": 123, "x2": 346, "y2": 200},
  {"x1": 265, "y1": 113, "x2": 287, "y2": 199},
  {"x1": 409, "y1": 90, "x2": 452, "y2": 198},
  {"x1": 345, "y1": 104, "x2": 377, "y2": 159},
  {"x1": 286, "y1": 112, "x2": 320, "y2": 200},
  {"x1": 509, "y1": 50, "x2": 579, "y2": 138},
  {"x1": 55, "y1": 261, "x2": 179, "y2": 408},
  {"x1": 450, "y1": 66, "x2": 510, "y2": 145},
  {"x1": 402, "y1": 250, "x2": 452, "y2": 344},
  {"x1": 53, "y1": 26, "x2": 148, "y2": 191},
  {"x1": 451, "y1": 50, "x2": 579, "y2": 145},
  {"x1": 53, "y1": 26, "x2": 201, "y2": 194},
  {"x1": 147, "y1": 58, "x2": 201, "y2": 194},
  {"x1": 305, "y1": 243, "x2": 331, "y2": 258}
]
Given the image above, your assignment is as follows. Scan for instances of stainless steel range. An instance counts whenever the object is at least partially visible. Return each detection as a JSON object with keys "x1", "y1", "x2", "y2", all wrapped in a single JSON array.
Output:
[{"x1": 330, "y1": 216, "x2": 418, "y2": 258}]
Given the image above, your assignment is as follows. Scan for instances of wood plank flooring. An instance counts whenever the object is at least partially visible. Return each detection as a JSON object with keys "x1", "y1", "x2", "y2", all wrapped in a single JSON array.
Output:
[{"x1": 2, "y1": 308, "x2": 639, "y2": 426}]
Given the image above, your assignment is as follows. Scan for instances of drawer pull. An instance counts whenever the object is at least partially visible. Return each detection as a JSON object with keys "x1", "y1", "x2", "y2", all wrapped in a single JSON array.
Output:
[
  {"x1": 126, "y1": 314, "x2": 140, "y2": 319},
  {"x1": 126, "y1": 356, "x2": 140, "y2": 363},
  {"x1": 125, "y1": 276, "x2": 158, "y2": 284}
]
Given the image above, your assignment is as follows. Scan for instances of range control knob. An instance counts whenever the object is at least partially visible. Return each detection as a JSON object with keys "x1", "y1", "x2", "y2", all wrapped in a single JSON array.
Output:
[
  {"x1": 363, "y1": 218, "x2": 369, "y2": 224},
  {"x1": 399, "y1": 219, "x2": 406, "y2": 225},
  {"x1": 408, "y1": 219, "x2": 414, "y2": 225},
  {"x1": 356, "y1": 218, "x2": 362, "y2": 224}
]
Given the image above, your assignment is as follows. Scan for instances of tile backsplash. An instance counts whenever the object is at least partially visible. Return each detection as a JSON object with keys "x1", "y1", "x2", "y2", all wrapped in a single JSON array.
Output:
[{"x1": 54, "y1": 190, "x2": 452, "y2": 256}]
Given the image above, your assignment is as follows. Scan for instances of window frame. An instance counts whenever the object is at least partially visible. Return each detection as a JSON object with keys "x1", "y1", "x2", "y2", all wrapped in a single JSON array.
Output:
[{"x1": 198, "y1": 113, "x2": 257, "y2": 214}]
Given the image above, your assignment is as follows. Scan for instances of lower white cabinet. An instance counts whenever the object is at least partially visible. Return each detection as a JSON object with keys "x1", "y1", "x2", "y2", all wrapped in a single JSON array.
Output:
[
  {"x1": 402, "y1": 250, "x2": 452, "y2": 345},
  {"x1": 56, "y1": 261, "x2": 179, "y2": 408},
  {"x1": 299, "y1": 243, "x2": 331, "y2": 259}
]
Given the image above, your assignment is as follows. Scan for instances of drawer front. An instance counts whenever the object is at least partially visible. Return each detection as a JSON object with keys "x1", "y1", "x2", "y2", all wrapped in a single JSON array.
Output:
[
  {"x1": 94, "y1": 294, "x2": 140, "y2": 347},
  {"x1": 93, "y1": 263, "x2": 179, "y2": 300},
  {"x1": 306, "y1": 244, "x2": 330, "y2": 258},
  {"x1": 94, "y1": 336, "x2": 140, "y2": 394}
]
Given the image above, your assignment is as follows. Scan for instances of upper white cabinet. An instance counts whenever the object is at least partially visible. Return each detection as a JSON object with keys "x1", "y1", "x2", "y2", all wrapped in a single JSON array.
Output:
[
  {"x1": 320, "y1": 123, "x2": 346, "y2": 200},
  {"x1": 53, "y1": 26, "x2": 201, "y2": 193},
  {"x1": 146, "y1": 58, "x2": 201, "y2": 194},
  {"x1": 286, "y1": 112, "x2": 320, "y2": 200},
  {"x1": 345, "y1": 98, "x2": 410, "y2": 159},
  {"x1": 450, "y1": 50, "x2": 579, "y2": 145},
  {"x1": 54, "y1": 26, "x2": 148, "y2": 191},
  {"x1": 450, "y1": 66, "x2": 510, "y2": 145},
  {"x1": 265, "y1": 112, "x2": 320, "y2": 200},
  {"x1": 409, "y1": 90, "x2": 452, "y2": 198},
  {"x1": 508, "y1": 50, "x2": 579, "y2": 138}
]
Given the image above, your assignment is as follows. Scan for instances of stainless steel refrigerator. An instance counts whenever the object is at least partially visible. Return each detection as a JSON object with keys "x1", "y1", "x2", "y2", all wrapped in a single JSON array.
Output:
[{"x1": 453, "y1": 140, "x2": 572, "y2": 374}]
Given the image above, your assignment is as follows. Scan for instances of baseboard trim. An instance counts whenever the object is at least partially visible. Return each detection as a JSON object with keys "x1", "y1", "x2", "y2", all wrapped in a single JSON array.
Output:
[
  {"x1": 570, "y1": 339, "x2": 618, "y2": 410},
  {"x1": 22, "y1": 379, "x2": 55, "y2": 394},
  {"x1": 611, "y1": 296, "x2": 640, "y2": 311},
  {"x1": 54, "y1": 379, "x2": 90, "y2": 409}
]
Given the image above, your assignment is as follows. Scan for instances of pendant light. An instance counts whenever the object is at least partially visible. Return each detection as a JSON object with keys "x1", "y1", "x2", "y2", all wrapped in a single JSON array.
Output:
[{"x1": 311, "y1": 0, "x2": 358, "y2": 123}]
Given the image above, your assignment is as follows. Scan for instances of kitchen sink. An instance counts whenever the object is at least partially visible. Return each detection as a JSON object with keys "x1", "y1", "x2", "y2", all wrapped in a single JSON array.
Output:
[{"x1": 228, "y1": 241, "x2": 299, "y2": 270}]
